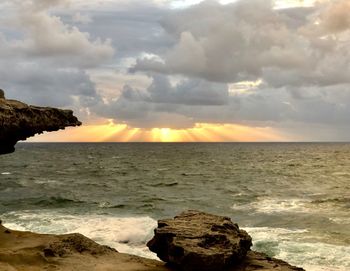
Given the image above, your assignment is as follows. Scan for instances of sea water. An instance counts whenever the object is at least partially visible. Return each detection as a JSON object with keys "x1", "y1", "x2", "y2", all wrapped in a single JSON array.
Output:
[{"x1": 0, "y1": 143, "x2": 349, "y2": 270}]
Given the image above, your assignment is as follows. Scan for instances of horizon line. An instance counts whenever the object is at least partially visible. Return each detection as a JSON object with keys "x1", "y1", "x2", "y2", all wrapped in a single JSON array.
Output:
[{"x1": 20, "y1": 141, "x2": 350, "y2": 144}]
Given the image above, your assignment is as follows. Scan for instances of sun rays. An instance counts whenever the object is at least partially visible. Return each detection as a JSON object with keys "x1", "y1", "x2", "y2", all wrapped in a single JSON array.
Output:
[{"x1": 28, "y1": 122, "x2": 288, "y2": 142}]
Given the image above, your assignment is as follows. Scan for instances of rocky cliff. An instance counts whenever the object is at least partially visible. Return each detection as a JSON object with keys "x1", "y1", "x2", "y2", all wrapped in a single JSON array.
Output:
[{"x1": 0, "y1": 89, "x2": 81, "y2": 154}]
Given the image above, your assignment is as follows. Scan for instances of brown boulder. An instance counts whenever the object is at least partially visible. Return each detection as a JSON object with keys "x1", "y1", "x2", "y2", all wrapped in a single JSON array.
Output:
[{"x1": 147, "y1": 210, "x2": 252, "y2": 271}]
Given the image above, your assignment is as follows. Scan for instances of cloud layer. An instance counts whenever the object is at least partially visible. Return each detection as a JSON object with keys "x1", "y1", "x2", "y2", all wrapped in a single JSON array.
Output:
[
  {"x1": 1, "y1": 0, "x2": 350, "y2": 140},
  {"x1": 133, "y1": 0, "x2": 350, "y2": 87},
  {"x1": 0, "y1": 0, "x2": 113, "y2": 109}
]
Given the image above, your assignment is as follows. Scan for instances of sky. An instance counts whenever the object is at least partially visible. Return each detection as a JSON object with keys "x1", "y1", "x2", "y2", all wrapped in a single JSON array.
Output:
[{"x1": 1, "y1": 0, "x2": 350, "y2": 142}]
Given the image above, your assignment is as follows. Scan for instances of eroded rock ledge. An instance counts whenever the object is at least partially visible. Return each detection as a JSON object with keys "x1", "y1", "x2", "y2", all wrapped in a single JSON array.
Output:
[{"x1": 0, "y1": 89, "x2": 81, "y2": 154}]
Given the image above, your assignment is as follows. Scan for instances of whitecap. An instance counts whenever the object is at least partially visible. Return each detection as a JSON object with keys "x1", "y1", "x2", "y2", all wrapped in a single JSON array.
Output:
[
  {"x1": 34, "y1": 179, "x2": 58, "y2": 184},
  {"x1": 98, "y1": 201, "x2": 112, "y2": 208},
  {"x1": 232, "y1": 197, "x2": 311, "y2": 214},
  {"x1": 1, "y1": 172, "x2": 11, "y2": 175},
  {"x1": 157, "y1": 168, "x2": 169, "y2": 171},
  {"x1": 253, "y1": 198, "x2": 311, "y2": 213}
]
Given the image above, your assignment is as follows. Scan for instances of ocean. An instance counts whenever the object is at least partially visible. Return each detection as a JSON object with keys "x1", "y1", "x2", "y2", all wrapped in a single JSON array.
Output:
[{"x1": 0, "y1": 143, "x2": 349, "y2": 270}]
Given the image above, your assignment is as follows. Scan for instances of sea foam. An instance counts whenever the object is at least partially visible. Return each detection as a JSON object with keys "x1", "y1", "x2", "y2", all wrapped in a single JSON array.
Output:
[{"x1": 245, "y1": 227, "x2": 350, "y2": 271}]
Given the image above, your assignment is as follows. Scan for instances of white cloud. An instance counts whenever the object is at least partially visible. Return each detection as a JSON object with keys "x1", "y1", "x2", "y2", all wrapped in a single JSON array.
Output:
[
  {"x1": 2, "y1": 0, "x2": 114, "y2": 67},
  {"x1": 133, "y1": 0, "x2": 350, "y2": 89},
  {"x1": 0, "y1": 0, "x2": 114, "y2": 118}
]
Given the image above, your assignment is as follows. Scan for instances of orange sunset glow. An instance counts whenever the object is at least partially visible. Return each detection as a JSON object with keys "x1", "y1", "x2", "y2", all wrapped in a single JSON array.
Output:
[{"x1": 28, "y1": 122, "x2": 288, "y2": 142}]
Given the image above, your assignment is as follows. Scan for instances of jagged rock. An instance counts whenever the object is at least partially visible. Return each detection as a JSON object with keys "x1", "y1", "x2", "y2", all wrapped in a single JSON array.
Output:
[
  {"x1": 147, "y1": 210, "x2": 252, "y2": 271},
  {"x1": 0, "y1": 89, "x2": 4, "y2": 99},
  {"x1": 0, "y1": 90, "x2": 81, "y2": 154}
]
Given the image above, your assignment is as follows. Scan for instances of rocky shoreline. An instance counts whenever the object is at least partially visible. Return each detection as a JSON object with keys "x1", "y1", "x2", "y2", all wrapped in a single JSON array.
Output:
[
  {"x1": 0, "y1": 90, "x2": 304, "y2": 270},
  {"x1": 0, "y1": 215, "x2": 304, "y2": 271}
]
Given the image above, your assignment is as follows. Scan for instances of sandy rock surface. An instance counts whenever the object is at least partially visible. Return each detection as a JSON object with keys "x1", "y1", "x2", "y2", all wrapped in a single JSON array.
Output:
[{"x1": 0, "y1": 223, "x2": 171, "y2": 271}]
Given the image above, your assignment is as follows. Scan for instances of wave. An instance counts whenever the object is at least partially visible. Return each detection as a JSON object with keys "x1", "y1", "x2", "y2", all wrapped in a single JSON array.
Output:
[
  {"x1": 311, "y1": 197, "x2": 350, "y2": 205},
  {"x1": 98, "y1": 202, "x2": 126, "y2": 209},
  {"x1": 181, "y1": 172, "x2": 203, "y2": 176},
  {"x1": 232, "y1": 198, "x2": 310, "y2": 214},
  {"x1": 33, "y1": 196, "x2": 86, "y2": 207},
  {"x1": 2, "y1": 211, "x2": 158, "y2": 259},
  {"x1": 150, "y1": 182, "x2": 178, "y2": 187},
  {"x1": 0, "y1": 196, "x2": 87, "y2": 209},
  {"x1": 245, "y1": 227, "x2": 350, "y2": 271},
  {"x1": 232, "y1": 196, "x2": 350, "y2": 215}
]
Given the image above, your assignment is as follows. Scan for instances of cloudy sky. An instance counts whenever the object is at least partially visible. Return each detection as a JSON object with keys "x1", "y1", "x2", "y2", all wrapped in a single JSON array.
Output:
[{"x1": 1, "y1": 0, "x2": 350, "y2": 142}]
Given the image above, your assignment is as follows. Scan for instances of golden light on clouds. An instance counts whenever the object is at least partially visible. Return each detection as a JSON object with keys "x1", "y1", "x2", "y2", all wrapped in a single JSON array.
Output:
[{"x1": 28, "y1": 122, "x2": 288, "y2": 143}]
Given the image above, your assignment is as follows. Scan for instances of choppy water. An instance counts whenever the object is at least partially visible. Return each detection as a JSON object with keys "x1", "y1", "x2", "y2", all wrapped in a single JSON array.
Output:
[{"x1": 0, "y1": 143, "x2": 349, "y2": 270}]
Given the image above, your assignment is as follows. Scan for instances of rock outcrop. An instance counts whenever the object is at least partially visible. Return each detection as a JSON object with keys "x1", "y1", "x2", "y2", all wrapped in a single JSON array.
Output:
[
  {"x1": 148, "y1": 210, "x2": 304, "y2": 271},
  {"x1": 0, "y1": 223, "x2": 171, "y2": 271},
  {"x1": 148, "y1": 210, "x2": 251, "y2": 271},
  {"x1": 0, "y1": 89, "x2": 81, "y2": 154}
]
